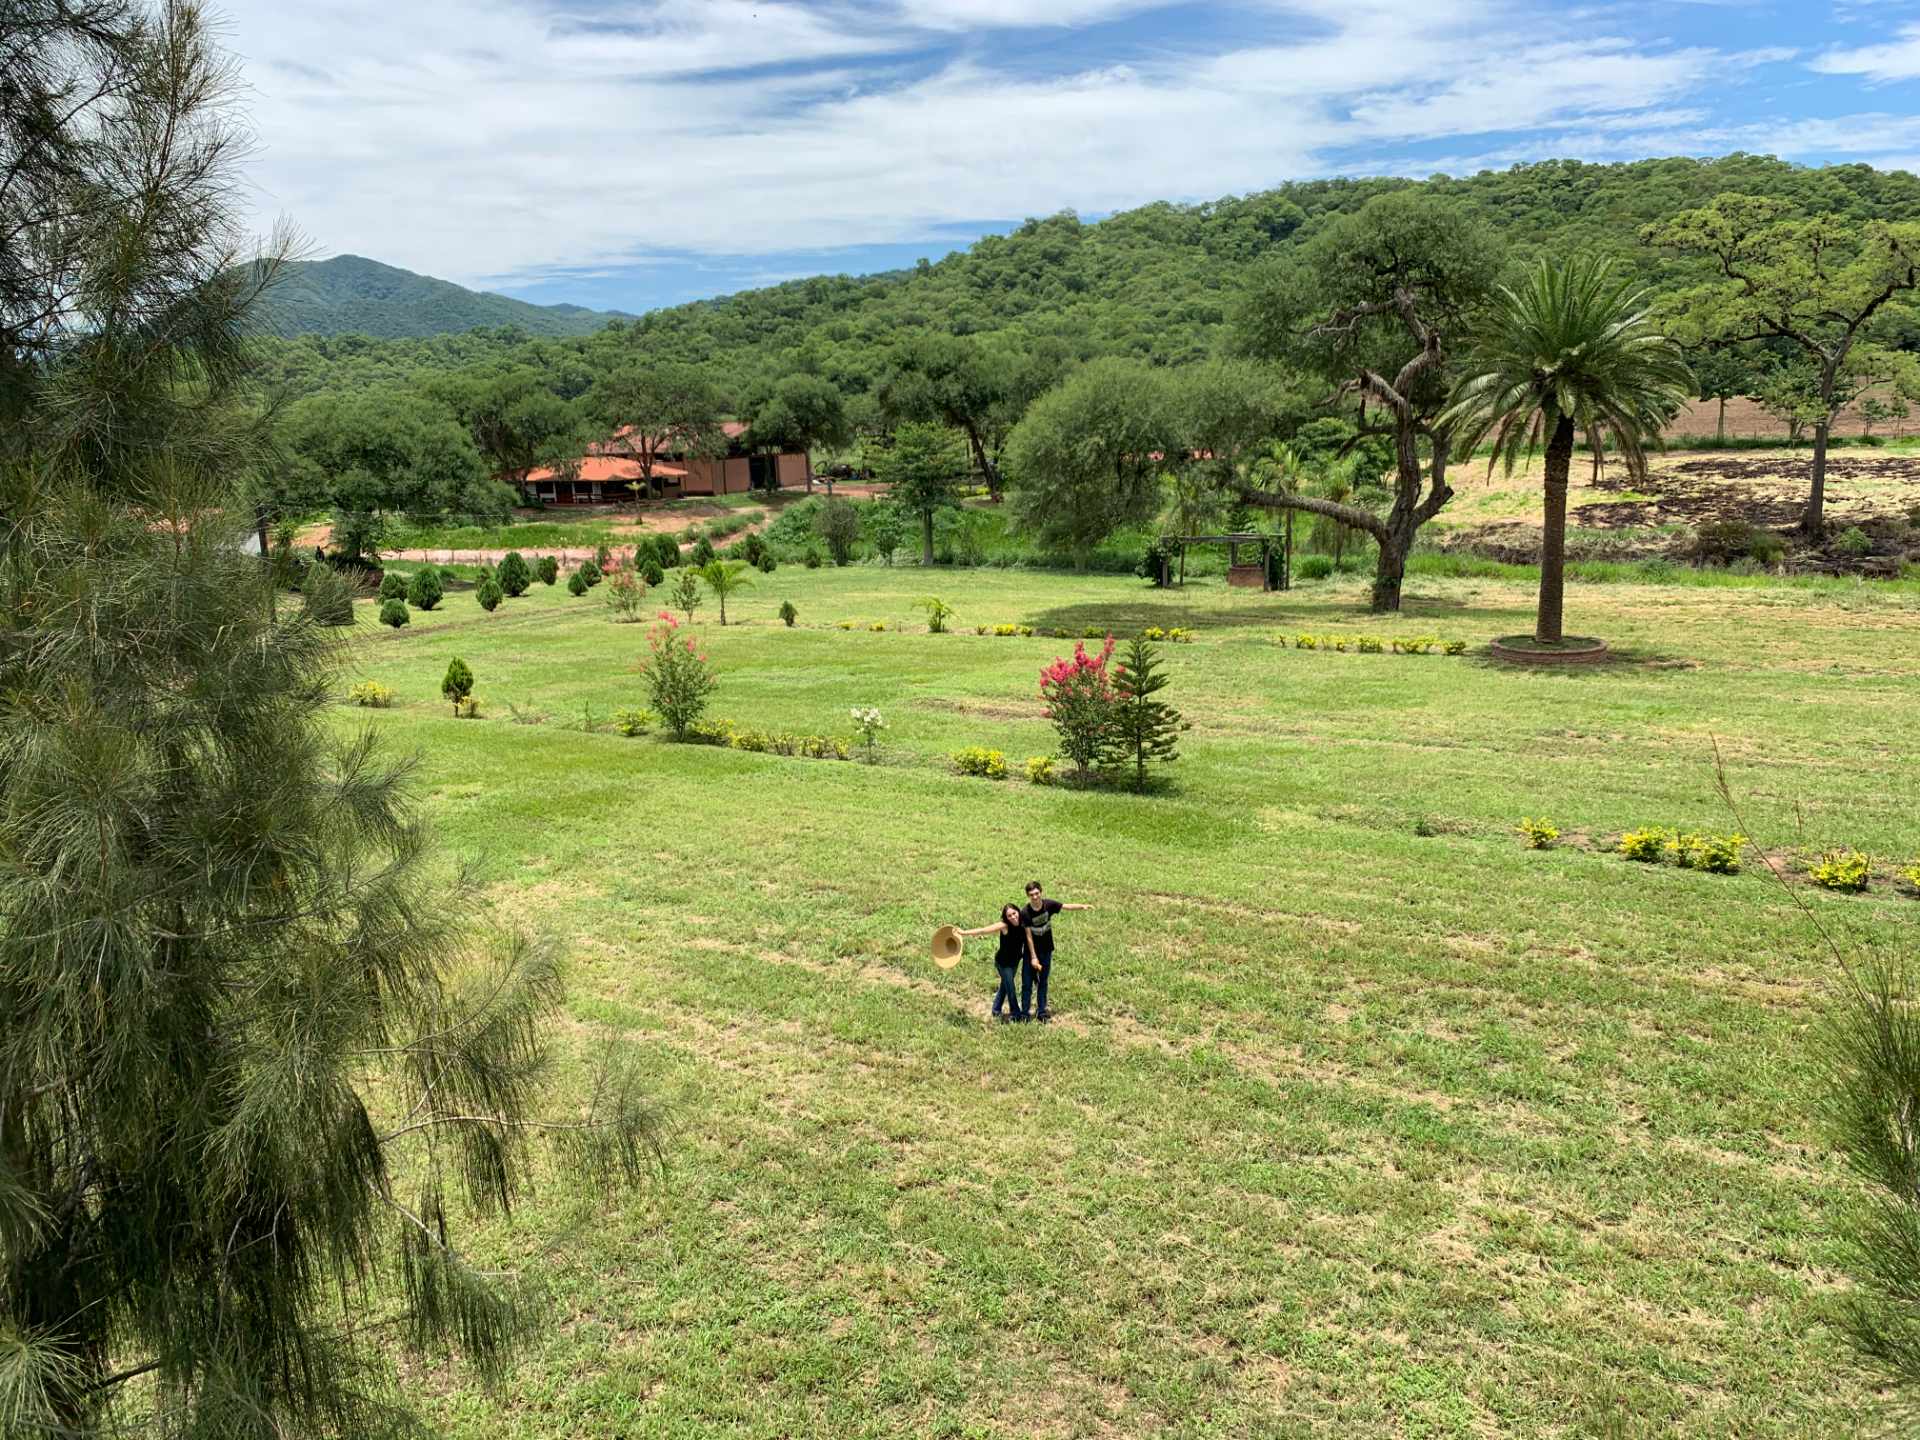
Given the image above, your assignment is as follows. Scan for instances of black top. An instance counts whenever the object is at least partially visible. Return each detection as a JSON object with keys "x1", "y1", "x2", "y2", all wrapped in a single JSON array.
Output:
[
  {"x1": 994, "y1": 918, "x2": 1029, "y2": 967},
  {"x1": 1022, "y1": 898, "x2": 1064, "y2": 958}
]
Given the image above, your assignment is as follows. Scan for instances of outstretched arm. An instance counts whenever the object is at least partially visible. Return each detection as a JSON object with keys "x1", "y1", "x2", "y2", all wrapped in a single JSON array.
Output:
[
  {"x1": 956, "y1": 923, "x2": 1006, "y2": 938},
  {"x1": 1061, "y1": 902, "x2": 1093, "y2": 912}
]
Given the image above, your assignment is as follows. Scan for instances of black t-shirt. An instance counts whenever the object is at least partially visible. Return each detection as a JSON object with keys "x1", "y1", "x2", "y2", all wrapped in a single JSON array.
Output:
[
  {"x1": 994, "y1": 918, "x2": 1029, "y2": 967},
  {"x1": 1022, "y1": 899, "x2": 1064, "y2": 959}
]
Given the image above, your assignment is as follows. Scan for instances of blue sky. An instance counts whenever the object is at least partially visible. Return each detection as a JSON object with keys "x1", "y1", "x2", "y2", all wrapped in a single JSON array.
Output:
[{"x1": 221, "y1": 0, "x2": 1920, "y2": 315}]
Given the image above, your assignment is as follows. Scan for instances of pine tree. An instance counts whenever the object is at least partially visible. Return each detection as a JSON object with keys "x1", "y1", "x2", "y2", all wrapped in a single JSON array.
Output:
[
  {"x1": 0, "y1": 8, "x2": 654, "y2": 1434},
  {"x1": 1102, "y1": 634, "x2": 1186, "y2": 792}
]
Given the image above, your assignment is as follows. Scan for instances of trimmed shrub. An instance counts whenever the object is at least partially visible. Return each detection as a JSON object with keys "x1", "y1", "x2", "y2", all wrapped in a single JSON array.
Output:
[
  {"x1": 952, "y1": 746, "x2": 1007, "y2": 779},
  {"x1": 612, "y1": 707, "x2": 652, "y2": 737},
  {"x1": 378, "y1": 570, "x2": 407, "y2": 602},
  {"x1": 577, "y1": 558, "x2": 603, "y2": 587},
  {"x1": 804, "y1": 548, "x2": 822, "y2": 569},
  {"x1": 757, "y1": 552, "x2": 777, "y2": 574},
  {"x1": 1443, "y1": 639, "x2": 1468, "y2": 656},
  {"x1": 536, "y1": 555, "x2": 559, "y2": 585},
  {"x1": 497, "y1": 550, "x2": 532, "y2": 596},
  {"x1": 378, "y1": 599, "x2": 409, "y2": 628},
  {"x1": 440, "y1": 658, "x2": 474, "y2": 712},
  {"x1": 1810, "y1": 849, "x2": 1872, "y2": 892},
  {"x1": 641, "y1": 559, "x2": 664, "y2": 587},
  {"x1": 1295, "y1": 554, "x2": 1335, "y2": 581},
  {"x1": 779, "y1": 600, "x2": 798, "y2": 627},
  {"x1": 1356, "y1": 636, "x2": 1384, "y2": 654},
  {"x1": 406, "y1": 566, "x2": 443, "y2": 611},
  {"x1": 1618, "y1": 826, "x2": 1673, "y2": 863},
  {"x1": 1025, "y1": 756, "x2": 1056, "y2": 786},
  {"x1": 1517, "y1": 817, "x2": 1560, "y2": 850},
  {"x1": 567, "y1": 570, "x2": 589, "y2": 597},
  {"x1": 1670, "y1": 831, "x2": 1747, "y2": 874},
  {"x1": 347, "y1": 681, "x2": 394, "y2": 708},
  {"x1": 476, "y1": 579, "x2": 503, "y2": 612},
  {"x1": 690, "y1": 536, "x2": 717, "y2": 567}
]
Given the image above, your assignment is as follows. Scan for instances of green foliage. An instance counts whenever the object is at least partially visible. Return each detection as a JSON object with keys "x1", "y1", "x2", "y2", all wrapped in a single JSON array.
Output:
[
  {"x1": 758, "y1": 551, "x2": 777, "y2": 574},
  {"x1": 690, "y1": 536, "x2": 717, "y2": 567},
  {"x1": 952, "y1": 746, "x2": 1008, "y2": 779},
  {"x1": 1696, "y1": 519, "x2": 1787, "y2": 566},
  {"x1": 452, "y1": 693, "x2": 482, "y2": 719},
  {"x1": 442, "y1": 657, "x2": 475, "y2": 707},
  {"x1": 876, "y1": 422, "x2": 968, "y2": 565},
  {"x1": 1670, "y1": 831, "x2": 1747, "y2": 874},
  {"x1": 699, "y1": 559, "x2": 753, "y2": 625},
  {"x1": 578, "y1": 558, "x2": 603, "y2": 587},
  {"x1": 1838, "y1": 526, "x2": 1875, "y2": 558},
  {"x1": 805, "y1": 548, "x2": 823, "y2": 569},
  {"x1": 1103, "y1": 634, "x2": 1185, "y2": 791},
  {"x1": 612, "y1": 707, "x2": 653, "y2": 737},
  {"x1": 1443, "y1": 639, "x2": 1469, "y2": 656},
  {"x1": 1025, "y1": 755, "x2": 1056, "y2": 786},
  {"x1": 407, "y1": 565, "x2": 445, "y2": 610},
  {"x1": 1517, "y1": 817, "x2": 1560, "y2": 850},
  {"x1": 640, "y1": 614, "x2": 717, "y2": 739},
  {"x1": 779, "y1": 599, "x2": 799, "y2": 627},
  {"x1": 1811, "y1": 849, "x2": 1872, "y2": 892},
  {"x1": 818, "y1": 498, "x2": 861, "y2": 565},
  {"x1": 348, "y1": 681, "x2": 395, "y2": 707},
  {"x1": 379, "y1": 569, "x2": 408, "y2": 601},
  {"x1": 1355, "y1": 636, "x2": 1384, "y2": 654},
  {"x1": 301, "y1": 562, "x2": 355, "y2": 626},
  {"x1": 379, "y1": 598, "x2": 410, "y2": 628},
  {"x1": 497, "y1": 550, "x2": 532, "y2": 596},
  {"x1": 642, "y1": 559, "x2": 665, "y2": 586},
  {"x1": 918, "y1": 596, "x2": 956, "y2": 633},
  {"x1": 589, "y1": 363, "x2": 730, "y2": 501},
  {"x1": 869, "y1": 502, "x2": 908, "y2": 566},
  {"x1": 654, "y1": 532, "x2": 682, "y2": 569},
  {"x1": 1619, "y1": 826, "x2": 1675, "y2": 862},
  {"x1": 537, "y1": 554, "x2": 559, "y2": 584},
  {"x1": 670, "y1": 567, "x2": 702, "y2": 622},
  {"x1": 1295, "y1": 554, "x2": 1334, "y2": 581},
  {"x1": 601, "y1": 566, "x2": 649, "y2": 622},
  {"x1": 477, "y1": 578, "x2": 504, "y2": 612},
  {"x1": 567, "y1": 569, "x2": 589, "y2": 596}
]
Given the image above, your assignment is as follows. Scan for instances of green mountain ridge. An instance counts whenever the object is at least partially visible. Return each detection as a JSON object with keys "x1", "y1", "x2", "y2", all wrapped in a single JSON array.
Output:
[{"x1": 258, "y1": 255, "x2": 634, "y2": 340}]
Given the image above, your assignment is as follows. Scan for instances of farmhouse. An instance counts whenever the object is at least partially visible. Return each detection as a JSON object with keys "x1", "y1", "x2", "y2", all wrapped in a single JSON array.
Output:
[{"x1": 521, "y1": 422, "x2": 811, "y2": 504}]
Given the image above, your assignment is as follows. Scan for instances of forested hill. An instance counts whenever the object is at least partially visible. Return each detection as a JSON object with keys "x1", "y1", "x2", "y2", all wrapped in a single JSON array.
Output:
[
  {"x1": 257, "y1": 255, "x2": 633, "y2": 340},
  {"x1": 255, "y1": 155, "x2": 1920, "y2": 398}
]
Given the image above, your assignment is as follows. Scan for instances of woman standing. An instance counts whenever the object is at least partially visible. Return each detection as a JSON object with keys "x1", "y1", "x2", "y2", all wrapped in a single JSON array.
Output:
[{"x1": 953, "y1": 905, "x2": 1038, "y2": 1022}]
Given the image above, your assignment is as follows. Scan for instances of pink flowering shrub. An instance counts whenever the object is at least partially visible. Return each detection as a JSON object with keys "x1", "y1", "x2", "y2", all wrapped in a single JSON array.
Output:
[
  {"x1": 1038, "y1": 636, "x2": 1117, "y2": 774},
  {"x1": 639, "y1": 611, "x2": 717, "y2": 739}
]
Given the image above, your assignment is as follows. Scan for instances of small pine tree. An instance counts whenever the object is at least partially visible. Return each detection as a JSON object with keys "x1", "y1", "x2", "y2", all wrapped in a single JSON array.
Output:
[
  {"x1": 691, "y1": 535, "x2": 717, "y2": 567},
  {"x1": 379, "y1": 598, "x2": 409, "y2": 627},
  {"x1": 379, "y1": 570, "x2": 407, "y2": 601},
  {"x1": 536, "y1": 554, "x2": 559, "y2": 585},
  {"x1": 642, "y1": 559, "x2": 665, "y2": 587},
  {"x1": 441, "y1": 656, "x2": 474, "y2": 711},
  {"x1": 670, "y1": 566, "x2": 702, "y2": 623},
  {"x1": 1103, "y1": 634, "x2": 1185, "y2": 792},
  {"x1": 758, "y1": 552, "x2": 777, "y2": 574},
  {"x1": 497, "y1": 551, "x2": 531, "y2": 596},
  {"x1": 779, "y1": 599, "x2": 798, "y2": 627},
  {"x1": 655, "y1": 534, "x2": 680, "y2": 569},
  {"x1": 578, "y1": 558, "x2": 603, "y2": 587},
  {"x1": 567, "y1": 569, "x2": 589, "y2": 596},
  {"x1": 407, "y1": 566, "x2": 443, "y2": 611},
  {"x1": 477, "y1": 578, "x2": 503, "y2": 612}
]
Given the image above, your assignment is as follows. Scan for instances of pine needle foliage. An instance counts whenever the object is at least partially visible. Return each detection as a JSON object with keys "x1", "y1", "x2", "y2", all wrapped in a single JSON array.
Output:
[{"x1": 1102, "y1": 634, "x2": 1186, "y2": 792}]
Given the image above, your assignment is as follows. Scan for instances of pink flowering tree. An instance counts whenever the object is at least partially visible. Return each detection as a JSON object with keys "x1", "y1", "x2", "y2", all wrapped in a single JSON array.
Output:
[
  {"x1": 1038, "y1": 636, "x2": 1117, "y2": 775},
  {"x1": 639, "y1": 611, "x2": 716, "y2": 739}
]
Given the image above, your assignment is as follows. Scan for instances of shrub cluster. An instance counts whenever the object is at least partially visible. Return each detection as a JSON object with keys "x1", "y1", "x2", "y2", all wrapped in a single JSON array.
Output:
[
  {"x1": 1025, "y1": 755, "x2": 1056, "y2": 786},
  {"x1": 1140, "y1": 627, "x2": 1192, "y2": 643},
  {"x1": 1037, "y1": 634, "x2": 1186, "y2": 791},
  {"x1": 612, "y1": 708, "x2": 652, "y2": 737},
  {"x1": 1810, "y1": 849, "x2": 1872, "y2": 892},
  {"x1": 1516, "y1": 817, "x2": 1560, "y2": 850},
  {"x1": 1292, "y1": 633, "x2": 1464, "y2": 655},
  {"x1": 1617, "y1": 826, "x2": 1747, "y2": 873},
  {"x1": 347, "y1": 681, "x2": 394, "y2": 708},
  {"x1": 952, "y1": 746, "x2": 1008, "y2": 779},
  {"x1": 687, "y1": 719, "x2": 849, "y2": 759},
  {"x1": 975, "y1": 623, "x2": 1036, "y2": 637}
]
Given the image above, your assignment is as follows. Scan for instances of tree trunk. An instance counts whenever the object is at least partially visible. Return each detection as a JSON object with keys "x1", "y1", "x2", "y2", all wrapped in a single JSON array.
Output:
[
  {"x1": 1537, "y1": 416, "x2": 1576, "y2": 645},
  {"x1": 1716, "y1": 397, "x2": 1727, "y2": 444},
  {"x1": 921, "y1": 510, "x2": 934, "y2": 566},
  {"x1": 1801, "y1": 420, "x2": 1830, "y2": 535}
]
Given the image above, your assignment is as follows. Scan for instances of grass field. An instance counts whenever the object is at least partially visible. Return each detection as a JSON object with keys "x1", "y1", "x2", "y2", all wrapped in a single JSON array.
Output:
[{"x1": 338, "y1": 563, "x2": 1920, "y2": 1437}]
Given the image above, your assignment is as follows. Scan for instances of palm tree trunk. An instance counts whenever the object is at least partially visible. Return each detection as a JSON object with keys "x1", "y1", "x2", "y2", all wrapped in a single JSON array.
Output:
[{"x1": 1537, "y1": 417, "x2": 1576, "y2": 645}]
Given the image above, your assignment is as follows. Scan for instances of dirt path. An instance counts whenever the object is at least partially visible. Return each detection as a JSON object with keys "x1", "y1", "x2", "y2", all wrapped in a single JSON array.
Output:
[{"x1": 304, "y1": 503, "x2": 772, "y2": 568}]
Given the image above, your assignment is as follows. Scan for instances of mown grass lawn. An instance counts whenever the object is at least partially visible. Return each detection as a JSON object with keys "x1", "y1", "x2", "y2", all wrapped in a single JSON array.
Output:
[{"x1": 341, "y1": 562, "x2": 1920, "y2": 1437}]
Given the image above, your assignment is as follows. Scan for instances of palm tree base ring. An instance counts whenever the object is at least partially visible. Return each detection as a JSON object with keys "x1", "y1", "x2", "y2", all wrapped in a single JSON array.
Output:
[{"x1": 1489, "y1": 635, "x2": 1609, "y2": 666}]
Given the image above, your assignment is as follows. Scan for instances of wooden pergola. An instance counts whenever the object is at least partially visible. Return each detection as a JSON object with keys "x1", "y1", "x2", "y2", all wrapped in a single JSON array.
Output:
[{"x1": 1151, "y1": 517, "x2": 1292, "y2": 591}]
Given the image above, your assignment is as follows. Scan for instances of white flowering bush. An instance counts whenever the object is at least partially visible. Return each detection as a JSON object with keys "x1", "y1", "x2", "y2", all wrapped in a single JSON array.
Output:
[{"x1": 850, "y1": 706, "x2": 886, "y2": 763}]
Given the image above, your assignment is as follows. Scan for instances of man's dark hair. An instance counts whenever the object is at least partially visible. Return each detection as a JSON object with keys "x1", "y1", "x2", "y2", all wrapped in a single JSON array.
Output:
[{"x1": 1026, "y1": 880, "x2": 1043, "y2": 893}]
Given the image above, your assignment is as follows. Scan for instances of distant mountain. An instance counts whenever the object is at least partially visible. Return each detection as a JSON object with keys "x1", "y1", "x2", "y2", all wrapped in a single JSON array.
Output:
[{"x1": 256, "y1": 255, "x2": 632, "y2": 340}]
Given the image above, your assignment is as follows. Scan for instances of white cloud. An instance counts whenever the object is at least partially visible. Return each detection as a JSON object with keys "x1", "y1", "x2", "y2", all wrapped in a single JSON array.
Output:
[
  {"x1": 1812, "y1": 23, "x2": 1920, "y2": 83},
  {"x1": 215, "y1": 0, "x2": 1882, "y2": 293}
]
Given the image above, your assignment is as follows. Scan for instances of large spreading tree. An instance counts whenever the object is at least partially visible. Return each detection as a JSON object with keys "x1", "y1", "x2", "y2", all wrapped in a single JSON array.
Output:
[
  {"x1": 1645, "y1": 195, "x2": 1920, "y2": 533},
  {"x1": 0, "y1": 5, "x2": 653, "y2": 1435},
  {"x1": 1441, "y1": 256, "x2": 1693, "y2": 646},
  {"x1": 744, "y1": 372, "x2": 852, "y2": 491},
  {"x1": 1231, "y1": 191, "x2": 1501, "y2": 611},
  {"x1": 589, "y1": 361, "x2": 731, "y2": 500},
  {"x1": 875, "y1": 333, "x2": 1067, "y2": 500},
  {"x1": 874, "y1": 420, "x2": 968, "y2": 565},
  {"x1": 426, "y1": 363, "x2": 586, "y2": 487}
]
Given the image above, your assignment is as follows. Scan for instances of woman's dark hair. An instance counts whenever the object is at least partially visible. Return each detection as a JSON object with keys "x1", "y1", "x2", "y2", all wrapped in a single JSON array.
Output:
[{"x1": 1001, "y1": 904, "x2": 1023, "y2": 926}]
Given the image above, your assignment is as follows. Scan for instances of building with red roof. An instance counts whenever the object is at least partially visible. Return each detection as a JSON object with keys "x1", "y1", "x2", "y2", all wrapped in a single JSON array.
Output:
[{"x1": 521, "y1": 421, "x2": 811, "y2": 504}]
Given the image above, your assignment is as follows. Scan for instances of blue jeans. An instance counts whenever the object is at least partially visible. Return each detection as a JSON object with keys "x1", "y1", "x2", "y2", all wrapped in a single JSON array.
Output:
[
  {"x1": 1020, "y1": 954, "x2": 1051, "y2": 1016},
  {"x1": 993, "y1": 963, "x2": 1023, "y2": 1017}
]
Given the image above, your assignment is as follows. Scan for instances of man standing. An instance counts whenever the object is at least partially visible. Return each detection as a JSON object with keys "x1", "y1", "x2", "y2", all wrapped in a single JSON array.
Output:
[{"x1": 1020, "y1": 879, "x2": 1092, "y2": 1023}]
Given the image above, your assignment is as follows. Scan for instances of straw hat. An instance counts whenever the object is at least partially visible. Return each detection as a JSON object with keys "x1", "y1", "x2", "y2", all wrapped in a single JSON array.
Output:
[{"x1": 931, "y1": 925, "x2": 964, "y2": 969}]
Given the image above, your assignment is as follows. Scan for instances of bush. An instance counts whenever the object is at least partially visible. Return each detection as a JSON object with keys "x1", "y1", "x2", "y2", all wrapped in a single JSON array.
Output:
[
  {"x1": 1025, "y1": 755, "x2": 1056, "y2": 786},
  {"x1": 612, "y1": 707, "x2": 652, "y2": 737},
  {"x1": 850, "y1": 706, "x2": 885, "y2": 763},
  {"x1": 779, "y1": 600, "x2": 798, "y2": 627},
  {"x1": 1902, "y1": 860, "x2": 1920, "y2": 891},
  {"x1": 1295, "y1": 554, "x2": 1335, "y2": 581},
  {"x1": 347, "y1": 681, "x2": 394, "y2": 708},
  {"x1": 567, "y1": 570, "x2": 589, "y2": 596},
  {"x1": 1837, "y1": 526, "x2": 1874, "y2": 558},
  {"x1": 602, "y1": 566, "x2": 649, "y2": 622},
  {"x1": 818, "y1": 498, "x2": 860, "y2": 566},
  {"x1": 577, "y1": 558, "x2": 603, "y2": 588},
  {"x1": 919, "y1": 596, "x2": 955, "y2": 633},
  {"x1": 476, "y1": 579, "x2": 503, "y2": 612},
  {"x1": 1103, "y1": 634, "x2": 1185, "y2": 792},
  {"x1": 1516, "y1": 817, "x2": 1560, "y2": 850},
  {"x1": 804, "y1": 548, "x2": 822, "y2": 569},
  {"x1": 1039, "y1": 637, "x2": 1118, "y2": 776},
  {"x1": 757, "y1": 552, "x2": 777, "y2": 574},
  {"x1": 1696, "y1": 518, "x2": 1786, "y2": 566},
  {"x1": 869, "y1": 621, "x2": 887, "y2": 632},
  {"x1": 452, "y1": 695, "x2": 481, "y2": 719},
  {"x1": 1670, "y1": 831, "x2": 1747, "y2": 874},
  {"x1": 1356, "y1": 636, "x2": 1384, "y2": 654},
  {"x1": 1810, "y1": 849, "x2": 1872, "y2": 892},
  {"x1": 1293, "y1": 634, "x2": 1318, "y2": 649},
  {"x1": 952, "y1": 746, "x2": 1007, "y2": 779},
  {"x1": 378, "y1": 598, "x2": 409, "y2": 628},
  {"x1": 438, "y1": 566, "x2": 458, "y2": 581},
  {"x1": 640, "y1": 612, "x2": 717, "y2": 739},
  {"x1": 1392, "y1": 637, "x2": 1438, "y2": 654},
  {"x1": 440, "y1": 657, "x2": 474, "y2": 712},
  {"x1": 653, "y1": 534, "x2": 681, "y2": 569},
  {"x1": 641, "y1": 559, "x2": 664, "y2": 587},
  {"x1": 1618, "y1": 826, "x2": 1673, "y2": 863},
  {"x1": 300, "y1": 562, "x2": 354, "y2": 626},
  {"x1": 497, "y1": 550, "x2": 532, "y2": 596},
  {"x1": 1443, "y1": 640, "x2": 1468, "y2": 656},
  {"x1": 536, "y1": 555, "x2": 559, "y2": 585},
  {"x1": 378, "y1": 570, "x2": 407, "y2": 602},
  {"x1": 690, "y1": 536, "x2": 717, "y2": 567},
  {"x1": 405, "y1": 567, "x2": 442, "y2": 611},
  {"x1": 669, "y1": 568, "x2": 701, "y2": 622}
]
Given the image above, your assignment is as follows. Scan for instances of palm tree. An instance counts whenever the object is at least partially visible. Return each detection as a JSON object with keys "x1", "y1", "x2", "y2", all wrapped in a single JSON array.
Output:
[
  {"x1": 699, "y1": 558, "x2": 753, "y2": 625},
  {"x1": 1442, "y1": 256, "x2": 1693, "y2": 646}
]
